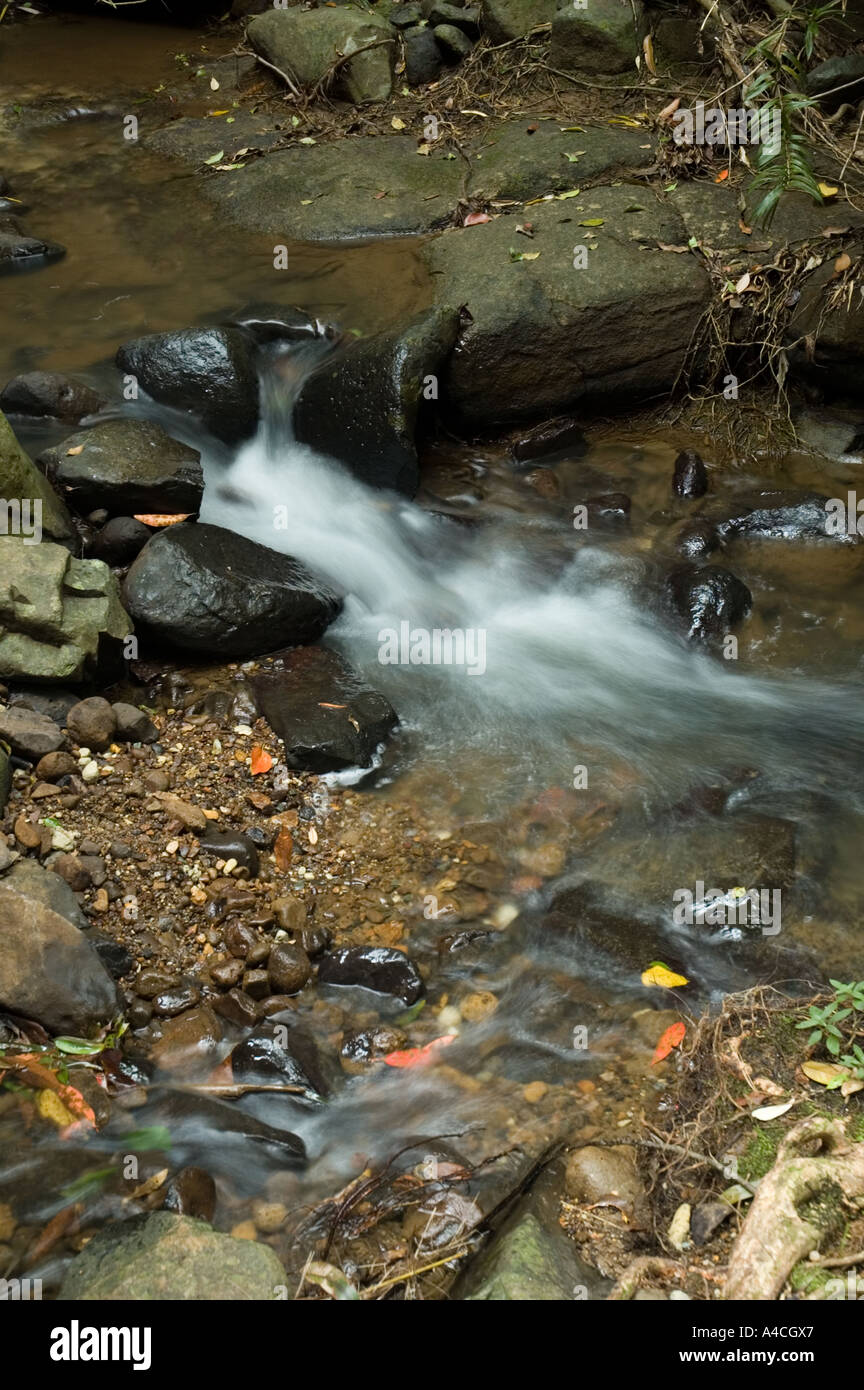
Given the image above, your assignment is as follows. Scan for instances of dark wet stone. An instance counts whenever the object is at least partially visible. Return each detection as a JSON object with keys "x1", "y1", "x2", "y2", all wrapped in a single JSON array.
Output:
[
  {"x1": 299, "y1": 924, "x2": 331, "y2": 958},
  {"x1": 224, "y1": 922, "x2": 269, "y2": 961},
  {"x1": 163, "y1": 1166, "x2": 217, "y2": 1223},
  {"x1": 210, "y1": 957, "x2": 245, "y2": 989},
  {"x1": 212, "y1": 986, "x2": 259, "y2": 1028},
  {"x1": 340, "y1": 1023, "x2": 408, "y2": 1074},
  {"x1": 87, "y1": 933, "x2": 134, "y2": 980},
  {"x1": 137, "y1": 1089, "x2": 306, "y2": 1176},
  {"x1": 50, "y1": 853, "x2": 91, "y2": 892},
  {"x1": 38, "y1": 419, "x2": 203, "y2": 518},
  {"x1": 672, "y1": 449, "x2": 707, "y2": 498},
  {"x1": 124, "y1": 523, "x2": 341, "y2": 660},
  {"x1": 135, "y1": 968, "x2": 182, "y2": 999},
  {"x1": 230, "y1": 1019, "x2": 329, "y2": 1098},
  {"x1": 428, "y1": 1, "x2": 479, "y2": 33},
  {"x1": 318, "y1": 944, "x2": 423, "y2": 1005},
  {"x1": 253, "y1": 647, "x2": 397, "y2": 773},
  {"x1": 0, "y1": 229, "x2": 66, "y2": 275},
  {"x1": 0, "y1": 705, "x2": 63, "y2": 759},
  {"x1": 267, "y1": 941, "x2": 311, "y2": 995},
  {"x1": 89, "y1": 516, "x2": 152, "y2": 567},
  {"x1": 584, "y1": 492, "x2": 631, "y2": 525},
  {"x1": 242, "y1": 968, "x2": 271, "y2": 1000},
  {"x1": 153, "y1": 984, "x2": 201, "y2": 1017},
  {"x1": 391, "y1": 2, "x2": 423, "y2": 25},
  {"x1": 111, "y1": 701, "x2": 158, "y2": 744},
  {"x1": 667, "y1": 564, "x2": 751, "y2": 640},
  {"x1": 1, "y1": 371, "x2": 106, "y2": 423},
  {"x1": 198, "y1": 828, "x2": 259, "y2": 876},
  {"x1": 675, "y1": 520, "x2": 718, "y2": 559},
  {"x1": 127, "y1": 998, "x2": 153, "y2": 1028},
  {"x1": 226, "y1": 303, "x2": 326, "y2": 344},
  {"x1": 294, "y1": 306, "x2": 460, "y2": 496},
  {"x1": 706, "y1": 489, "x2": 839, "y2": 543},
  {"x1": 403, "y1": 26, "x2": 444, "y2": 84},
  {"x1": 115, "y1": 327, "x2": 259, "y2": 445},
  {"x1": 512, "y1": 416, "x2": 587, "y2": 465}
]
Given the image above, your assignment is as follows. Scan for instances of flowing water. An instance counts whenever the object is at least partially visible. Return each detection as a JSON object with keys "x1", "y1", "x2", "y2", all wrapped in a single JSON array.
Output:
[{"x1": 3, "y1": 16, "x2": 864, "y2": 1296}]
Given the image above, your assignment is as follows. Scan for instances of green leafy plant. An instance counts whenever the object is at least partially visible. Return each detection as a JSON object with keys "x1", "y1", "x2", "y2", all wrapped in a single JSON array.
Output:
[{"x1": 796, "y1": 980, "x2": 864, "y2": 1084}]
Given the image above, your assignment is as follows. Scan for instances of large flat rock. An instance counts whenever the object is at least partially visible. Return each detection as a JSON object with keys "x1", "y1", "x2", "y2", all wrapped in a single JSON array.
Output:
[{"x1": 423, "y1": 186, "x2": 710, "y2": 427}]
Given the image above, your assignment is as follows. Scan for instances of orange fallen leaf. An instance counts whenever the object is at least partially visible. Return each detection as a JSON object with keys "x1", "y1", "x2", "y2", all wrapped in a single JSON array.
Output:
[
  {"x1": 464, "y1": 211, "x2": 491, "y2": 226},
  {"x1": 250, "y1": 745, "x2": 273, "y2": 776},
  {"x1": 834, "y1": 251, "x2": 852, "y2": 274},
  {"x1": 0, "y1": 1053, "x2": 96, "y2": 1128},
  {"x1": 384, "y1": 1035, "x2": 456, "y2": 1069},
  {"x1": 715, "y1": 169, "x2": 729, "y2": 183},
  {"x1": 652, "y1": 1021, "x2": 686, "y2": 1064},
  {"x1": 318, "y1": 702, "x2": 346, "y2": 709},
  {"x1": 133, "y1": 513, "x2": 192, "y2": 527}
]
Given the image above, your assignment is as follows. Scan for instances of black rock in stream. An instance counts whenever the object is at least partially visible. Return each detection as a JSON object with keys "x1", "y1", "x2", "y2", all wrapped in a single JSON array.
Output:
[
  {"x1": 115, "y1": 327, "x2": 259, "y2": 445},
  {"x1": 142, "y1": 1089, "x2": 306, "y2": 1179},
  {"x1": 667, "y1": 564, "x2": 752, "y2": 640},
  {"x1": 230, "y1": 1019, "x2": 330, "y2": 1098},
  {"x1": 38, "y1": 419, "x2": 203, "y2": 518},
  {"x1": 0, "y1": 228, "x2": 66, "y2": 275},
  {"x1": 1, "y1": 371, "x2": 106, "y2": 424},
  {"x1": 252, "y1": 647, "x2": 398, "y2": 772},
  {"x1": 317, "y1": 944, "x2": 424, "y2": 1006},
  {"x1": 123, "y1": 523, "x2": 341, "y2": 659},
  {"x1": 672, "y1": 449, "x2": 708, "y2": 499},
  {"x1": 703, "y1": 489, "x2": 845, "y2": 543},
  {"x1": 293, "y1": 306, "x2": 460, "y2": 496}
]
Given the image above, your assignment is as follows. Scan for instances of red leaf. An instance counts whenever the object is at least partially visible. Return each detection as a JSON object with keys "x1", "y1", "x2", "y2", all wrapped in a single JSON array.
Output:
[
  {"x1": 652, "y1": 1021, "x2": 686, "y2": 1064},
  {"x1": 714, "y1": 169, "x2": 729, "y2": 183},
  {"x1": 384, "y1": 1036, "x2": 456, "y2": 1069}
]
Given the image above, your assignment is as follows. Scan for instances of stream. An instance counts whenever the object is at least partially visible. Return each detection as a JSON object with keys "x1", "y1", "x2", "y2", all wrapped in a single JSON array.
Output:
[{"x1": 2, "y1": 12, "x2": 864, "y2": 1301}]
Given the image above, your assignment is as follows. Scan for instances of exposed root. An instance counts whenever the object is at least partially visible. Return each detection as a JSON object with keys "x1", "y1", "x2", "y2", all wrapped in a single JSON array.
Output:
[
  {"x1": 608, "y1": 1255, "x2": 687, "y2": 1300},
  {"x1": 725, "y1": 1116, "x2": 864, "y2": 1299}
]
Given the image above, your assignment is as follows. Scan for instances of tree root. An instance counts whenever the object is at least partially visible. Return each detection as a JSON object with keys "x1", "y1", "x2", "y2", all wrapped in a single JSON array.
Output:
[{"x1": 724, "y1": 1116, "x2": 864, "y2": 1300}]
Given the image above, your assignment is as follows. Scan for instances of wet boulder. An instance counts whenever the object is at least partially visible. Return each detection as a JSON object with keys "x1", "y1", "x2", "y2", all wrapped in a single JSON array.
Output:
[
  {"x1": 230, "y1": 1019, "x2": 329, "y2": 1098},
  {"x1": 550, "y1": 0, "x2": 645, "y2": 75},
  {"x1": 457, "y1": 1212, "x2": 595, "y2": 1300},
  {"x1": 317, "y1": 944, "x2": 423, "y2": 1005},
  {"x1": 38, "y1": 419, "x2": 203, "y2": 518},
  {"x1": 253, "y1": 646, "x2": 397, "y2": 772},
  {"x1": 88, "y1": 516, "x2": 152, "y2": 567},
  {"x1": 247, "y1": 7, "x2": 396, "y2": 104},
  {"x1": 294, "y1": 306, "x2": 460, "y2": 495},
  {"x1": 115, "y1": 327, "x2": 259, "y2": 445},
  {"x1": 1, "y1": 371, "x2": 106, "y2": 424},
  {"x1": 226, "y1": 303, "x2": 327, "y2": 344},
  {"x1": 142, "y1": 1089, "x2": 306, "y2": 1178},
  {"x1": 0, "y1": 228, "x2": 66, "y2": 275},
  {"x1": 705, "y1": 489, "x2": 841, "y2": 543},
  {"x1": 403, "y1": 26, "x2": 444, "y2": 85},
  {"x1": 123, "y1": 523, "x2": 341, "y2": 659},
  {"x1": 423, "y1": 190, "x2": 709, "y2": 429},
  {"x1": 59, "y1": 1212, "x2": 287, "y2": 1300},
  {"x1": 0, "y1": 866, "x2": 118, "y2": 1033},
  {"x1": 667, "y1": 564, "x2": 751, "y2": 640},
  {"x1": 672, "y1": 449, "x2": 707, "y2": 498}
]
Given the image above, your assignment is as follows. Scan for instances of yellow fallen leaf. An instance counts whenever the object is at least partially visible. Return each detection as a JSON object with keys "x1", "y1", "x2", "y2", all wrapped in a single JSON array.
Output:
[
  {"x1": 835, "y1": 252, "x2": 851, "y2": 273},
  {"x1": 210, "y1": 76, "x2": 220, "y2": 91},
  {"x1": 391, "y1": 116, "x2": 406, "y2": 130},
  {"x1": 818, "y1": 182, "x2": 839, "y2": 198},
  {"x1": 642, "y1": 34, "x2": 656, "y2": 76},
  {"x1": 65, "y1": 444, "x2": 85, "y2": 456},
  {"x1": 36, "y1": 1088, "x2": 75, "y2": 1128},
  {"x1": 416, "y1": 143, "x2": 430, "y2": 156},
  {"x1": 642, "y1": 961, "x2": 689, "y2": 988},
  {"x1": 842, "y1": 1077, "x2": 864, "y2": 1096},
  {"x1": 520, "y1": 251, "x2": 540, "y2": 260},
  {"x1": 802, "y1": 1060, "x2": 851, "y2": 1087}
]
